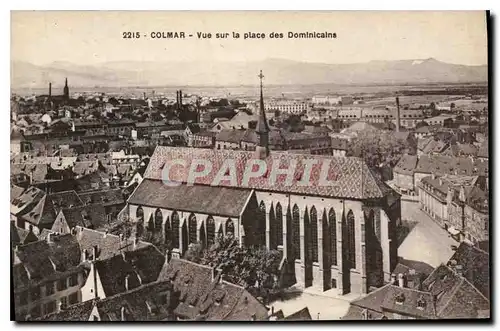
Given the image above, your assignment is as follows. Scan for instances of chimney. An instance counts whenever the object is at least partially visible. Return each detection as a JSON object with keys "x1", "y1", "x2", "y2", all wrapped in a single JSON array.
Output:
[
  {"x1": 250, "y1": 313, "x2": 256, "y2": 321},
  {"x1": 395, "y1": 97, "x2": 401, "y2": 132},
  {"x1": 179, "y1": 90, "x2": 183, "y2": 107},
  {"x1": 57, "y1": 300, "x2": 62, "y2": 312},
  {"x1": 81, "y1": 249, "x2": 87, "y2": 262},
  {"x1": 143, "y1": 92, "x2": 146, "y2": 100},
  {"x1": 125, "y1": 274, "x2": 130, "y2": 291},
  {"x1": 103, "y1": 230, "x2": 108, "y2": 239},
  {"x1": 212, "y1": 267, "x2": 223, "y2": 282},
  {"x1": 92, "y1": 245, "x2": 98, "y2": 261},
  {"x1": 455, "y1": 264, "x2": 464, "y2": 277},
  {"x1": 47, "y1": 232, "x2": 53, "y2": 244},
  {"x1": 390, "y1": 273, "x2": 396, "y2": 285},
  {"x1": 49, "y1": 82, "x2": 52, "y2": 98},
  {"x1": 120, "y1": 306, "x2": 126, "y2": 321},
  {"x1": 397, "y1": 273, "x2": 405, "y2": 288}
]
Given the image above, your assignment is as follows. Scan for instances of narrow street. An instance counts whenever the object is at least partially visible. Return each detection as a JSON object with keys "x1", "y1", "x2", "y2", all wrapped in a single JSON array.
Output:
[{"x1": 399, "y1": 200, "x2": 457, "y2": 267}]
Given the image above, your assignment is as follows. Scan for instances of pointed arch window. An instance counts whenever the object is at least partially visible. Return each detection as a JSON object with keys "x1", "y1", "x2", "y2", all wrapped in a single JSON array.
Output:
[
  {"x1": 275, "y1": 203, "x2": 283, "y2": 246},
  {"x1": 226, "y1": 218, "x2": 234, "y2": 236},
  {"x1": 292, "y1": 204, "x2": 301, "y2": 260},
  {"x1": 207, "y1": 216, "x2": 215, "y2": 246},
  {"x1": 310, "y1": 207, "x2": 318, "y2": 262},
  {"x1": 346, "y1": 210, "x2": 356, "y2": 269},
  {"x1": 171, "y1": 211, "x2": 180, "y2": 249},
  {"x1": 188, "y1": 214, "x2": 197, "y2": 244},
  {"x1": 329, "y1": 208, "x2": 337, "y2": 266}
]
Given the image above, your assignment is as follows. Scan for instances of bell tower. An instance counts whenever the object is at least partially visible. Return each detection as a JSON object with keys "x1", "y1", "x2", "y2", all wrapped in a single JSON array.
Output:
[{"x1": 63, "y1": 78, "x2": 69, "y2": 100}]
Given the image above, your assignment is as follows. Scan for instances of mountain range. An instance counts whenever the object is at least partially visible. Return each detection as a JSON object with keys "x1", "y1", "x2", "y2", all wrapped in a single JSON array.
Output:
[{"x1": 11, "y1": 58, "x2": 488, "y2": 89}]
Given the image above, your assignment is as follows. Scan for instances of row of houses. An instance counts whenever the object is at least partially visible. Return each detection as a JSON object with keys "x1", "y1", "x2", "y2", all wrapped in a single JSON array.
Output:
[{"x1": 13, "y1": 228, "x2": 311, "y2": 321}]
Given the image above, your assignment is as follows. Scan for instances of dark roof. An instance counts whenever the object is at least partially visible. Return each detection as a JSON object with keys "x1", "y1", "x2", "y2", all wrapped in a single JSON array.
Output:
[
  {"x1": 414, "y1": 155, "x2": 488, "y2": 177},
  {"x1": 78, "y1": 188, "x2": 125, "y2": 207},
  {"x1": 13, "y1": 233, "x2": 81, "y2": 290},
  {"x1": 75, "y1": 227, "x2": 151, "y2": 261},
  {"x1": 215, "y1": 129, "x2": 247, "y2": 144},
  {"x1": 379, "y1": 286, "x2": 436, "y2": 319},
  {"x1": 128, "y1": 179, "x2": 252, "y2": 218},
  {"x1": 94, "y1": 245, "x2": 165, "y2": 297},
  {"x1": 447, "y1": 242, "x2": 489, "y2": 299},
  {"x1": 36, "y1": 300, "x2": 95, "y2": 321},
  {"x1": 11, "y1": 185, "x2": 25, "y2": 201},
  {"x1": 20, "y1": 190, "x2": 84, "y2": 227},
  {"x1": 11, "y1": 223, "x2": 38, "y2": 246},
  {"x1": 10, "y1": 186, "x2": 46, "y2": 216},
  {"x1": 477, "y1": 140, "x2": 488, "y2": 158},
  {"x1": 422, "y1": 264, "x2": 489, "y2": 318},
  {"x1": 186, "y1": 123, "x2": 201, "y2": 134},
  {"x1": 161, "y1": 258, "x2": 268, "y2": 321},
  {"x1": 144, "y1": 146, "x2": 395, "y2": 200},
  {"x1": 96, "y1": 280, "x2": 174, "y2": 321},
  {"x1": 58, "y1": 204, "x2": 107, "y2": 230}
]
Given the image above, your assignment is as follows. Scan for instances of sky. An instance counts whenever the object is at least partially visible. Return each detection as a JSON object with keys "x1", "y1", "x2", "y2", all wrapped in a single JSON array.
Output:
[{"x1": 11, "y1": 11, "x2": 488, "y2": 66}]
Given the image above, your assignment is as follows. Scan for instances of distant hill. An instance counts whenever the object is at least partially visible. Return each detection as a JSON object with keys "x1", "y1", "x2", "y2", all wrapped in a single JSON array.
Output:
[{"x1": 11, "y1": 58, "x2": 488, "y2": 89}]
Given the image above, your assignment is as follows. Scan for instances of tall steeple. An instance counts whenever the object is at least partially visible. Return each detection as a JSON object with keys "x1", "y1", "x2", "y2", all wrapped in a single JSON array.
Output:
[
  {"x1": 255, "y1": 70, "x2": 269, "y2": 159},
  {"x1": 63, "y1": 78, "x2": 69, "y2": 100}
]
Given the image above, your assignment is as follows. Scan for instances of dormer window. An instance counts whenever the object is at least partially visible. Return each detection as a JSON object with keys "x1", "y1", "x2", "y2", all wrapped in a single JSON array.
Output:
[
  {"x1": 395, "y1": 293, "x2": 405, "y2": 305},
  {"x1": 417, "y1": 297, "x2": 426, "y2": 310}
]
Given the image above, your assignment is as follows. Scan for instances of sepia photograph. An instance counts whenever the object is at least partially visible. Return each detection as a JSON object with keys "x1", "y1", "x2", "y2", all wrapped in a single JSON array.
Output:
[{"x1": 10, "y1": 10, "x2": 490, "y2": 321}]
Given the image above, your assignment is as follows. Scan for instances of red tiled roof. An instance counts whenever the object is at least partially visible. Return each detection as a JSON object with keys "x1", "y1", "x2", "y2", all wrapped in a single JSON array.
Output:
[{"x1": 144, "y1": 146, "x2": 393, "y2": 200}]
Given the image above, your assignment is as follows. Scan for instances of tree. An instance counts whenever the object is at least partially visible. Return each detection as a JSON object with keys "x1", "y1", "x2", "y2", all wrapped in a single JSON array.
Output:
[
  {"x1": 415, "y1": 121, "x2": 429, "y2": 129},
  {"x1": 347, "y1": 130, "x2": 416, "y2": 169},
  {"x1": 184, "y1": 234, "x2": 283, "y2": 301}
]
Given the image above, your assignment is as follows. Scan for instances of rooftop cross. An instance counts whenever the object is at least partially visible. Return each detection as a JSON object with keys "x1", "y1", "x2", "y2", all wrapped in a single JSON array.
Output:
[{"x1": 258, "y1": 70, "x2": 264, "y2": 88}]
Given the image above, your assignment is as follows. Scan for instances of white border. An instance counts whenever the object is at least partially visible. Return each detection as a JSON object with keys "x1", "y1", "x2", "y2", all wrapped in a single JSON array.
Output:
[{"x1": 3, "y1": 2, "x2": 498, "y2": 330}]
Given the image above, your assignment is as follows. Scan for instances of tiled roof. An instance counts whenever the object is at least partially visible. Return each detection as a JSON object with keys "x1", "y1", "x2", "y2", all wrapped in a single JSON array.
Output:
[
  {"x1": 11, "y1": 186, "x2": 45, "y2": 217},
  {"x1": 477, "y1": 141, "x2": 488, "y2": 158},
  {"x1": 161, "y1": 258, "x2": 268, "y2": 321},
  {"x1": 78, "y1": 188, "x2": 125, "y2": 207},
  {"x1": 422, "y1": 139, "x2": 448, "y2": 154},
  {"x1": 414, "y1": 155, "x2": 488, "y2": 176},
  {"x1": 128, "y1": 179, "x2": 252, "y2": 218},
  {"x1": 11, "y1": 185, "x2": 26, "y2": 202},
  {"x1": 58, "y1": 204, "x2": 107, "y2": 230},
  {"x1": 73, "y1": 160, "x2": 99, "y2": 177},
  {"x1": 13, "y1": 233, "x2": 81, "y2": 290},
  {"x1": 144, "y1": 146, "x2": 395, "y2": 200},
  {"x1": 11, "y1": 223, "x2": 37, "y2": 246},
  {"x1": 422, "y1": 264, "x2": 489, "y2": 318},
  {"x1": 96, "y1": 280, "x2": 174, "y2": 321},
  {"x1": 11, "y1": 163, "x2": 48, "y2": 183},
  {"x1": 19, "y1": 190, "x2": 84, "y2": 227},
  {"x1": 215, "y1": 129, "x2": 247, "y2": 144},
  {"x1": 379, "y1": 286, "x2": 436, "y2": 319},
  {"x1": 36, "y1": 300, "x2": 95, "y2": 321},
  {"x1": 75, "y1": 227, "x2": 152, "y2": 261},
  {"x1": 76, "y1": 153, "x2": 111, "y2": 162},
  {"x1": 447, "y1": 242, "x2": 489, "y2": 299},
  {"x1": 393, "y1": 155, "x2": 418, "y2": 175},
  {"x1": 94, "y1": 245, "x2": 165, "y2": 297}
]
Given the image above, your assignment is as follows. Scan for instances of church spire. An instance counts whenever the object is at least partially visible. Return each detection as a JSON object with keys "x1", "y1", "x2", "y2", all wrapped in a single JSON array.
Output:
[
  {"x1": 63, "y1": 78, "x2": 69, "y2": 100},
  {"x1": 255, "y1": 70, "x2": 269, "y2": 159},
  {"x1": 256, "y1": 70, "x2": 269, "y2": 134}
]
